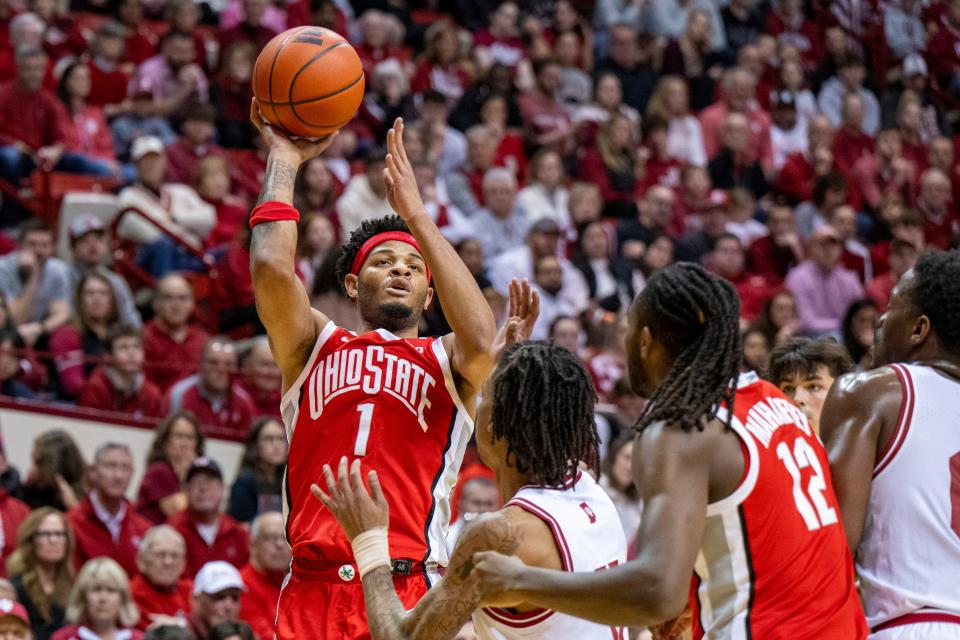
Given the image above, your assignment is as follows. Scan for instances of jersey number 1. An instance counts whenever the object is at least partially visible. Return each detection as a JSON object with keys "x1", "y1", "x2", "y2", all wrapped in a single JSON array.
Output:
[
  {"x1": 777, "y1": 437, "x2": 838, "y2": 531},
  {"x1": 354, "y1": 403, "x2": 375, "y2": 456}
]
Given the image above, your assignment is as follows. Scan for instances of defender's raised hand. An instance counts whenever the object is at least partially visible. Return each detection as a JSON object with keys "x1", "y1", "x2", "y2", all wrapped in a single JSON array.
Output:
[
  {"x1": 383, "y1": 117, "x2": 427, "y2": 221},
  {"x1": 492, "y1": 278, "x2": 541, "y2": 362},
  {"x1": 311, "y1": 457, "x2": 389, "y2": 542}
]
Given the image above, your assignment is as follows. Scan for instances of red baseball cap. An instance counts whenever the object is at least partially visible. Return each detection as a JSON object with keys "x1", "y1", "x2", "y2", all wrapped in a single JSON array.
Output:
[{"x1": 0, "y1": 599, "x2": 30, "y2": 627}]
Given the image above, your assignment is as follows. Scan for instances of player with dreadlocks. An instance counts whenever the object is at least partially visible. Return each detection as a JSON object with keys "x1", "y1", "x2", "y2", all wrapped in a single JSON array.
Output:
[
  {"x1": 311, "y1": 333, "x2": 628, "y2": 640},
  {"x1": 473, "y1": 262, "x2": 868, "y2": 639}
]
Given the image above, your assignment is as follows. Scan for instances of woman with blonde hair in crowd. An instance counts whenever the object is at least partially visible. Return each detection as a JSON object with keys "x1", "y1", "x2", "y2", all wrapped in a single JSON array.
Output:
[
  {"x1": 52, "y1": 557, "x2": 142, "y2": 640},
  {"x1": 8, "y1": 508, "x2": 75, "y2": 640},
  {"x1": 645, "y1": 75, "x2": 707, "y2": 167}
]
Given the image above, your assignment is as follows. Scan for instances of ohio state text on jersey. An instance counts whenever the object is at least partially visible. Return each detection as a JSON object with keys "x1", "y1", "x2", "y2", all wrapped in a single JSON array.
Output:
[{"x1": 281, "y1": 322, "x2": 473, "y2": 568}]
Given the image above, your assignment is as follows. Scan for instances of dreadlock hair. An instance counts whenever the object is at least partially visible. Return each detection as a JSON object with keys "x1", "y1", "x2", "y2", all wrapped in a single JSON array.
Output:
[
  {"x1": 491, "y1": 341, "x2": 599, "y2": 487},
  {"x1": 634, "y1": 263, "x2": 742, "y2": 432},
  {"x1": 334, "y1": 215, "x2": 412, "y2": 291},
  {"x1": 908, "y1": 249, "x2": 960, "y2": 356}
]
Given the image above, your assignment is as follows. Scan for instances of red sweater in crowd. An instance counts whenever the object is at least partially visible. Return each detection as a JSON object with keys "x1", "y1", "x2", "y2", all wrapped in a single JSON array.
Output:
[
  {"x1": 143, "y1": 321, "x2": 209, "y2": 392},
  {"x1": 56, "y1": 104, "x2": 115, "y2": 162},
  {"x1": 51, "y1": 626, "x2": 143, "y2": 640},
  {"x1": 163, "y1": 376, "x2": 256, "y2": 440},
  {"x1": 164, "y1": 139, "x2": 226, "y2": 185},
  {"x1": 777, "y1": 151, "x2": 816, "y2": 204},
  {"x1": 0, "y1": 82, "x2": 63, "y2": 150},
  {"x1": 68, "y1": 494, "x2": 152, "y2": 576},
  {"x1": 87, "y1": 60, "x2": 129, "y2": 108},
  {"x1": 168, "y1": 509, "x2": 250, "y2": 578},
  {"x1": 832, "y1": 128, "x2": 876, "y2": 176},
  {"x1": 77, "y1": 367, "x2": 165, "y2": 419},
  {"x1": 0, "y1": 490, "x2": 29, "y2": 576},
  {"x1": 239, "y1": 563, "x2": 284, "y2": 640},
  {"x1": 130, "y1": 575, "x2": 193, "y2": 631}
]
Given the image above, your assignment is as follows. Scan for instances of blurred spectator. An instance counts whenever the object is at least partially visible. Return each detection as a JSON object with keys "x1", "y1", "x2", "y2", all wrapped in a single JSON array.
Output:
[
  {"x1": 136, "y1": 412, "x2": 204, "y2": 524},
  {"x1": 471, "y1": 168, "x2": 527, "y2": 258},
  {"x1": 767, "y1": 336, "x2": 854, "y2": 433},
  {"x1": 889, "y1": 56, "x2": 945, "y2": 141},
  {"x1": 187, "y1": 562, "x2": 243, "y2": 640},
  {"x1": 165, "y1": 105, "x2": 225, "y2": 185},
  {"x1": 795, "y1": 171, "x2": 848, "y2": 240},
  {"x1": 721, "y1": 0, "x2": 762, "y2": 55},
  {"x1": 196, "y1": 157, "x2": 247, "y2": 250},
  {"x1": 659, "y1": 10, "x2": 722, "y2": 111},
  {"x1": 572, "y1": 72, "x2": 639, "y2": 141},
  {"x1": 741, "y1": 326, "x2": 770, "y2": 372},
  {"x1": 708, "y1": 112, "x2": 768, "y2": 197},
  {"x1": 617, "y1": 185, "x2": 675, "y2": 264},
  {"x1": 599, "y1": 433, "x2": 640, "y2": 542},
  {"x1": 926, "y1": 0, "x2": 960, "y2": 97},
  {"x1": 55, "y1": 62, "x2": 125, "y2": 181},
  {"x1": 227, "y1": 417, "x2": 285, "y2": 524},
  {"x1": 0, "y1": 454, "x2": 28, "y2": 574},
  {"x1": 516, "y1": 148, "x2": 570, "y2": 228},
  {"x1": 31, "y1": 0, "x2": 85, "y2": 60},
  {"x1": 842, "y1": 299, "x2": 879, "y2": 371},
  {"x1": 218, "y1": 0, "x2": 277, "y2": 57},
  {"x1": 866, "y1": 238, "x2": 918, "y2": 311},
  {"x1": 144, "y1": 274, "x2": 209, "y2": 392},
  {"x1": 363, "y1": 58, "x2": 417, "y2": 140},
  {"x1": 675, "y1": 189, "x2": 729, "y2": 263},
  {"x1": 572, "y1": 221, "x2": 638, "y2": 314},
  {"x1": 474, "y1": 1, "x2": 526, "y2": 73},
  {"x1": 699, "y1": 67, "x2": 772, "y2": 168},
  {"x1": 916, "y1": 168, "x2": 958, "y2": 250},
  {"x1": 847, "y1": 129, "x2": 915, "y2": 214},
  {"x1": 355, "y1": 10, "x2": 410, "y2": 78},
  {"x1": 8, "y1": 507, "x2": 74, "y2": 640},
  {"x1": 334, "y1": 147, "x2": 392, "y2": 237},
  {"x1": 577, "y1": 114, "x2": 640, "y2": 217},
  {"x1": 309, "y1": 253, "x2": 363, "y2": 334},
  {"x1": 763, "y1": 0, "x2": 821, "y2": 71},
  {"x1": 895, "y1": 93, "x2": 930, "y2": 167},
  {"x1": 746, "y1": 205, "x2": 804, "y2": 284},
  {"x1": 22, "y1": 431, "x2": 86, "y2": 512},
  {"x1": 48, "y1": 273, "x2": 121, "y2": 400},
  {"x1": 785, "y1": 225, "x2": 865, "y2": 336},
  {"x1": 163, "y1": 337, "x2": 255, "y2": 439},
  {"x1": 212, "y1": 42, "x2": 256, "y2": 149},
  {"x1": 67, "y1": 215, "x2": 140, "y2": 329},
  {"x1": 752, "y1": 290, "x2": 800, "y2": 347},
  {"x1": 651, "y1": 0, "x2": 725, "y2": 51},
  {"x1": 116, "y1": 0, "x2": 156, "y2": 67},
  {"x1": 0, "y1": 598, "x2": 31, "y2": 640},
  {"x1": 237, "y1": 512, "x2": 288, "y2": 640},
  {"x1": 549, "y1": 315, "x2": 586, "y2": 357},
  {"x1": 169, "y1": 458, "x2": 248, "y2": 577},
  {"x1": 237, "y1": 339, "x2": 280, "y2": 419},
  {"x1": 67, "y1": 443, "x2": 150, "y2": 576},
  {"x1": 828, "y1": 205, "x2": 873, "y2": 282},
  {"x1": 445, "y1": 125, "x2": 497, "y2": 217},
  {"x1": 586, "y1": 315, "x2": 628, "y2": 401},
  {"x1": 724, "y1": 188, "x2": 765, "y2": 247},
  {"x1": 0, "y1": 329, "x2": 33, "y2": 400},
  {"x1": 770, "y1": 91, "x2": 807, "y2": 171},
  {"x1": 831, "y1": 93, "x2": 876, "y2": 176},
  {"x1": 411, "y1": 20, "x2": 474, "y2": 106},
  {"x1": 777, "y1": 59, "x2": 819, "y2": 125},
  {"x1": 567, "y1": 182, "x2": 603, "y2": 230},
  {"x1": 444, "y1": 475, "x2": 498, "y2": 555},
  {"x1": 117, "y1": 136, "x2": 215, "y2": 272},
  {"x1": 776, "y1": 114, "x2": 834, "y2": 205},
  {"x1": 530, "y1": 255, "x2": 582, "y2": 341},
  {"x1": 594, "y1": 24, "x2": 657, "y2": 114},
  {"x1": 165, "y1": 0, "x2": 208, "y2": 71},
  {"x1": 0, "y1": 220, "x2": 71, "y2": 348},
  {"x1": 476, "y1": 91, "x2": 526, "y2": 179},
  {"x1": 555, "y1": 31, "x2": 593, "y2": 107},
  {"x1": 52, "y1": 557, "x2": 142, "y2": 640},
  {"x1": 707, "y1": 233, "x2": 772, "y2": 321},
  {"x1": 294, "y1": 159, "x2": 340, "y2": 219},
  {"x1": 0, "y1": 12, "x2": 46, "y2": 84},
  {"x1": 0, "y1": 437, "x2": 22, "y2": 503},
  {"x1": 449, "y1": 64, "x2": 522, "y2": 133},
  {"x1": 518, "y1": 59, "x2": 574, "y2": 155},
  {"x1": 646, "y1": 76, "x2": 706, "y2": 167},
  {"x1": 883, "y1": 0, "x2": 925, "y2": 60},
  {"x1": 109, "y1": 90, "x2": 178, "y2": 163},
  {"x1": 130, "y1": 526, "x2": 191, "y2": 631},
  {"x1": 128, "y1": 30, "x2": 208, "y2": 121},
  {"x1": 418, "y1": 90, "x2": 467, "y2": 177},
  {"x1": 208, "y1": 622, "x2": 252, "y2": 640}
]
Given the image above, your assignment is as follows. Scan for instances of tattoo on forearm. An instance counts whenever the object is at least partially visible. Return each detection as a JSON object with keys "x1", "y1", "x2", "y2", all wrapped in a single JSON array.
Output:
[{"x1": 256, "y1": 155, "x2": 299, "y2": 205}]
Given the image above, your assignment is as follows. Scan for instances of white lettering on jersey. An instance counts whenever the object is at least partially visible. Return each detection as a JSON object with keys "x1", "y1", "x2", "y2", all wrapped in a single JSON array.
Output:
[
  {"x1": 307, "y1": 346, "x2": 436, "y2": 430},
  {"x1": 744, "y1": 397, "x2": 811, "y2": 447}
]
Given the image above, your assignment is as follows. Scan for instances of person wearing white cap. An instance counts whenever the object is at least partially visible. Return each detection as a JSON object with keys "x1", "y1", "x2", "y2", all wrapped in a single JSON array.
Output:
[
  {"x1": 116, "y1": 136, "x2": 214, "y2": 275},
  {"x1": 188, "y1": 562, "x2": 244, "y2": 640}
]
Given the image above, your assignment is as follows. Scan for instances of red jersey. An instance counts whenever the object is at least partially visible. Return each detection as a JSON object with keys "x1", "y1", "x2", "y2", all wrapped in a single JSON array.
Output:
[
  {"x1": 690, "y1": 372, "x2": 867, "y2": 639},
  {"x1": 282, "y1": 322, "x2": 472, "y2": 566},
  {"x1": 129, "y1": 576, "x2": 192, "y2": 631}
]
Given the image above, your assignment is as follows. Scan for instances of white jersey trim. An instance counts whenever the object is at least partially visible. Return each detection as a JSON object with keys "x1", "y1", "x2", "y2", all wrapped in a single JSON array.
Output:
[
  {"x1": 706, "y1": 409, "x2": 759, "y2": 518},
  {"x1": 279, "y1": 320, "x2": 337, "y2": 417},
  {"x1": 873, "y1": 363, "x2": 915, "y2": 478}
]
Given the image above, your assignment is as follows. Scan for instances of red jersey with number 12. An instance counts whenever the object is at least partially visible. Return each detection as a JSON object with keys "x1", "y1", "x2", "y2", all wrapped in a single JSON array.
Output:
[
  {"x1": 280, "y1": 321, "x2": 473, "y2": 567},
  {"x1": 690, "y1": 372, "x2": 867, "y2": 639}
]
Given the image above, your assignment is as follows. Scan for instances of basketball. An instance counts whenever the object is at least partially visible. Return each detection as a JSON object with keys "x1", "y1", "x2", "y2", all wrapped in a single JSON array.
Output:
[{"x1": 252, "y1": 26, "x2": 364, "y2": 139}]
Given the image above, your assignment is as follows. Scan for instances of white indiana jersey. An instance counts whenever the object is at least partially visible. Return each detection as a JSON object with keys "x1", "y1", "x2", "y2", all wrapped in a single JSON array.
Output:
[
  {"x1": 473, "y1": 470, "x2": 628, "y2": 639},
  {"x1": 858, "y1": 363, "x2": 960, "y2": 629}
]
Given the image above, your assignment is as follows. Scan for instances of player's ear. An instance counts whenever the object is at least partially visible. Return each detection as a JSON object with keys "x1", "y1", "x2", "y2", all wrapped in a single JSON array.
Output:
[
  {"x1": 911, "y1": 313, "x2": 932, "y2": 347},
  {"x1": 639, "y1": 326, "x2": 653, "y2": 359},
  {"x1": 343, "y1": 273, "x2": 359, "y2": 301},
  {"x1": 422, "y1": 285, "x2": 434, "y2": 310}
]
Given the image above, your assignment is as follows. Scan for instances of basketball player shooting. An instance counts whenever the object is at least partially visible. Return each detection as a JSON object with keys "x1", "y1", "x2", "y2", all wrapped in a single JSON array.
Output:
[
  {"x1": 821, "y1": 250, "x2": 960, "y2": 638},
  {"x1": 312, "y1": 337, "x2": 628, "y2": 640},
  {"x1": 247, "y1": 106, "x2": 499, "y2": 639},
  {"x1": 472, "y1": 263, "x2": 868, "y2": 639}
]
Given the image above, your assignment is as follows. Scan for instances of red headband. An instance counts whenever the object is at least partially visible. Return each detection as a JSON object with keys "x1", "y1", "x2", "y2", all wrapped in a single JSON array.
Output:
[{"x1": 350, "y1": 231, "x2": 431, "y2": 282}]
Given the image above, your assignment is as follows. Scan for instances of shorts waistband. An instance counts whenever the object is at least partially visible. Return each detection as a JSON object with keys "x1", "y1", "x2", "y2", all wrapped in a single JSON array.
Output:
[
  {"x1": 291, "y1": 557, "x2": 427, "y2": 582},
  {"x1": 873, "y1": 610, "x2": 960, "y2": 632}
]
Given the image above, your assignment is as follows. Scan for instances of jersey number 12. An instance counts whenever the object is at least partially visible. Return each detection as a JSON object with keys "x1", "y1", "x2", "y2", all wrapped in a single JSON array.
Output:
[{"x1": 777, "y1": 437, "x2": 838, "y2": 531}]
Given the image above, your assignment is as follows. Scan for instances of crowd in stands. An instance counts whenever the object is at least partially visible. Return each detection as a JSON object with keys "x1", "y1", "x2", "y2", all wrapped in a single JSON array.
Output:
[{"x1": 0, "y1": 0, "x2": 959, "y2": 637}]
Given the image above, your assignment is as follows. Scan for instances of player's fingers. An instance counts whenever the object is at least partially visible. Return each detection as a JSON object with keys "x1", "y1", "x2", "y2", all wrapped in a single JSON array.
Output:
[
  {"x1": 395, "y1": 118, "x2": 410, "y2": 167},
  {"x1": 337, "y1": 456, "x2": 351, "y2": 493},
  {"x1": 382, "y1": 167, "x2": 394, "y2": 192},
  {"x1": 507, "y1": 279, "x2": 518, "y2": 316},
  {"x1": 321, "y1": 464, "x2": 339, "y2": 498},
  {"x1": 310, "y1": 483, "x2": 334, "y2": 510},
  {"x1": 368, "y1": 470, "x2": 387, "y2": 505},
  {"x1": 528, "y1": 289, "x2": 540, "y2": 325},
  {"x1": 517, "y1": 279, "x2": 530, "y2": 317},
  {"x1": 349, "y1": 458, "x2": 365, "y2": 496},
  {"x1": 385, "y1": 153, "x2": 402, "y2": 180},
  {"x1": 385, "y1": 126, "x2": 396, "y2": 160}
]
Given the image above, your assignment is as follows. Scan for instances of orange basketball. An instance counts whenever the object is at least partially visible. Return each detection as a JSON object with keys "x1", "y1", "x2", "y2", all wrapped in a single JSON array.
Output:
[{"x1": 252, "y1": 26, "x2": 364, "y2": 139}]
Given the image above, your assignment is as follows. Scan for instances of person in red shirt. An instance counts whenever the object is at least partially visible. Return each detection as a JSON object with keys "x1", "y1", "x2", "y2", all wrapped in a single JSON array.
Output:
[
  {"x1": 217, "y1": 0, "x2": 278, "y2": 64},
  {"x1": 832, "y1": 93, "x2": 876, "y2": 176},
  {"x1": 746, "y1": 204, "x2": 805, "y2": 285},
  {"x1": 776, "y1": 114, "x2": 834, "y2": 205},
  {"x1": 0, "y1": 487, "x2": 29, "y2": 578},
  {"x1": 474, "y1": 1, "x2": 527, "y2": 73},
  {"x1": 168, "y1": 458, "x2": 249, "y2": 578},
  {"x1": 847, "y1": 129, "x2": 916, "y2": 214},
  {"x1": 354, "y1": 9, "x2": 411, "y2": 78},
  {"x1": 164, "y1": 104, "x2": 225, "y2": 185},
  {"x1": 79, "y1": 325, "x2": 165, "y2": 419},
  {"x1": 117, "y1": 0, "x2": 157, "y2": 66},
  {"x1": 136, "y1": 412, "x2": 204, "y2": 525},
  {"x1": 866, "y1": 238, "x2": 918, "y2": 312},
  {"x1": 926, "y1": 0, "x2": 960, "y2": 95},
  {"x1": 196, "y1": 157, "x2": 247, "y2": 250},
  {"x1": 699, "y1": 67, "x2": 773, "y2": 170},
  {"x1": 86, "y1": 21, "x2": 131, "y2": 111},
  {"x1": 144, "y1": 274, "x2": 209, "y2": 392},
  {"x1": 708, "y1": 233, "x2": 773, "y2": 321},
  {"x1": 68, "y1": 442, "x2": 152, "y2": 576},
  {"x1": 237, "y1": 338, "x2": 280, "y2": 419},
  {"x1": 162, "y1": 336, "x2": 256, "y2": 440},
  {"x1": 517, "y1": 58, "x2": 575, "y2": 155},
  {"x1": 131, "y1": 525, "x2": 193, "y2": 630},
  {"x1": 238, "y1": 512, "x2": 288, "y2": 640},
  {"x1": 54, "y1": 62, "x2": 120, "y2": 179},
  {"x1": 763, "y1": 0, "x2": 823, "y2": 71},
  {"x1": 915, "y1": 167, "x2": 958, "y2": 249}
]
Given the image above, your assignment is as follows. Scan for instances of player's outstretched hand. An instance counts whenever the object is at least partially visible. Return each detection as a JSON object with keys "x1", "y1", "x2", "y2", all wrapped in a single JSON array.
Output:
[
  {"x1": 311, "y1": 457, "x2": 389, "y2": 541},
  {"x1": 383, "y1": 117, "x2": 427, "y2": 222},
  {"x1": 491, "y1": 278, "x2": 540, "y2": 362},
  {"x1": 250, "y1": 98, "x2": 338, "y2": 166},
  {"x1": 472, "y1": 550, "x2": 528, "y2": 608}
]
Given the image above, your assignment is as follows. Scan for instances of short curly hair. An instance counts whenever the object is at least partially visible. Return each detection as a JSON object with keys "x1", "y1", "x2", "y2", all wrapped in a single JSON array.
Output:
[
  {"x1": 907, "y1": 250, "x2": 960, "y2": 355},
  {"x1": 334, "y1": 215, "x2": 412, "y2": 290}
]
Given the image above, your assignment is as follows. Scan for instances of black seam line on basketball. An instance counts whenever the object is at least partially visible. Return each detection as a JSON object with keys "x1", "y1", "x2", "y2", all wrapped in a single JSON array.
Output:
[
  {"x1": 284, "y1": 40, "x2": 350, "y2": 112},
  {"x1": 285, "y1": 72, "x2": 363, "y2": 130},
  {"x1": 255, "y1": 67, "x2": 361, "y2": 108},
  {"x1": 268, "y1": 29, "x2": 299, "y2": 137}
]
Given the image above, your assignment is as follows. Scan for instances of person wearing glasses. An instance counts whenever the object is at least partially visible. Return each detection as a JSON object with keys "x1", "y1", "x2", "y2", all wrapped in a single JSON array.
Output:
[
  {"x1": 238, "y1": 513, "x2": 289, "y2": 640},
  {"x1": 187, "y1": 562, "x2": 244, "y2": 640},
  {"x1": 7, "y1": 508, "x2": 75, "y2": 640},
  {"x1": 143, "y1": 275, "x2": 209, "y2": 393},
  {"x1": 129, "y1": 526, "x2": 191, "y2": 632}
]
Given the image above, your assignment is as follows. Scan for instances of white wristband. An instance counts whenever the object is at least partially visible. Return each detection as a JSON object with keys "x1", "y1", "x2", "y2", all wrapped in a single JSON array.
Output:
[{"x1": 351, "y1": 528, "x2": 391, "y2": 579}]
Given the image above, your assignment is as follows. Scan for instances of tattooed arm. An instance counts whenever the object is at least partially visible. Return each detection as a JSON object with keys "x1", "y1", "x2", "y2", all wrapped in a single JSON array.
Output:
[{"x1": 247, "y1": 99, "x2": 337, "y2": 390}]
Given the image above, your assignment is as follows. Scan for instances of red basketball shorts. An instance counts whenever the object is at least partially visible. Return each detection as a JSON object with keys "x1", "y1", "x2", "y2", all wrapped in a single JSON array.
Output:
[{"x1": 275, "y1": 559, "x2": 432, "y2": 640}]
